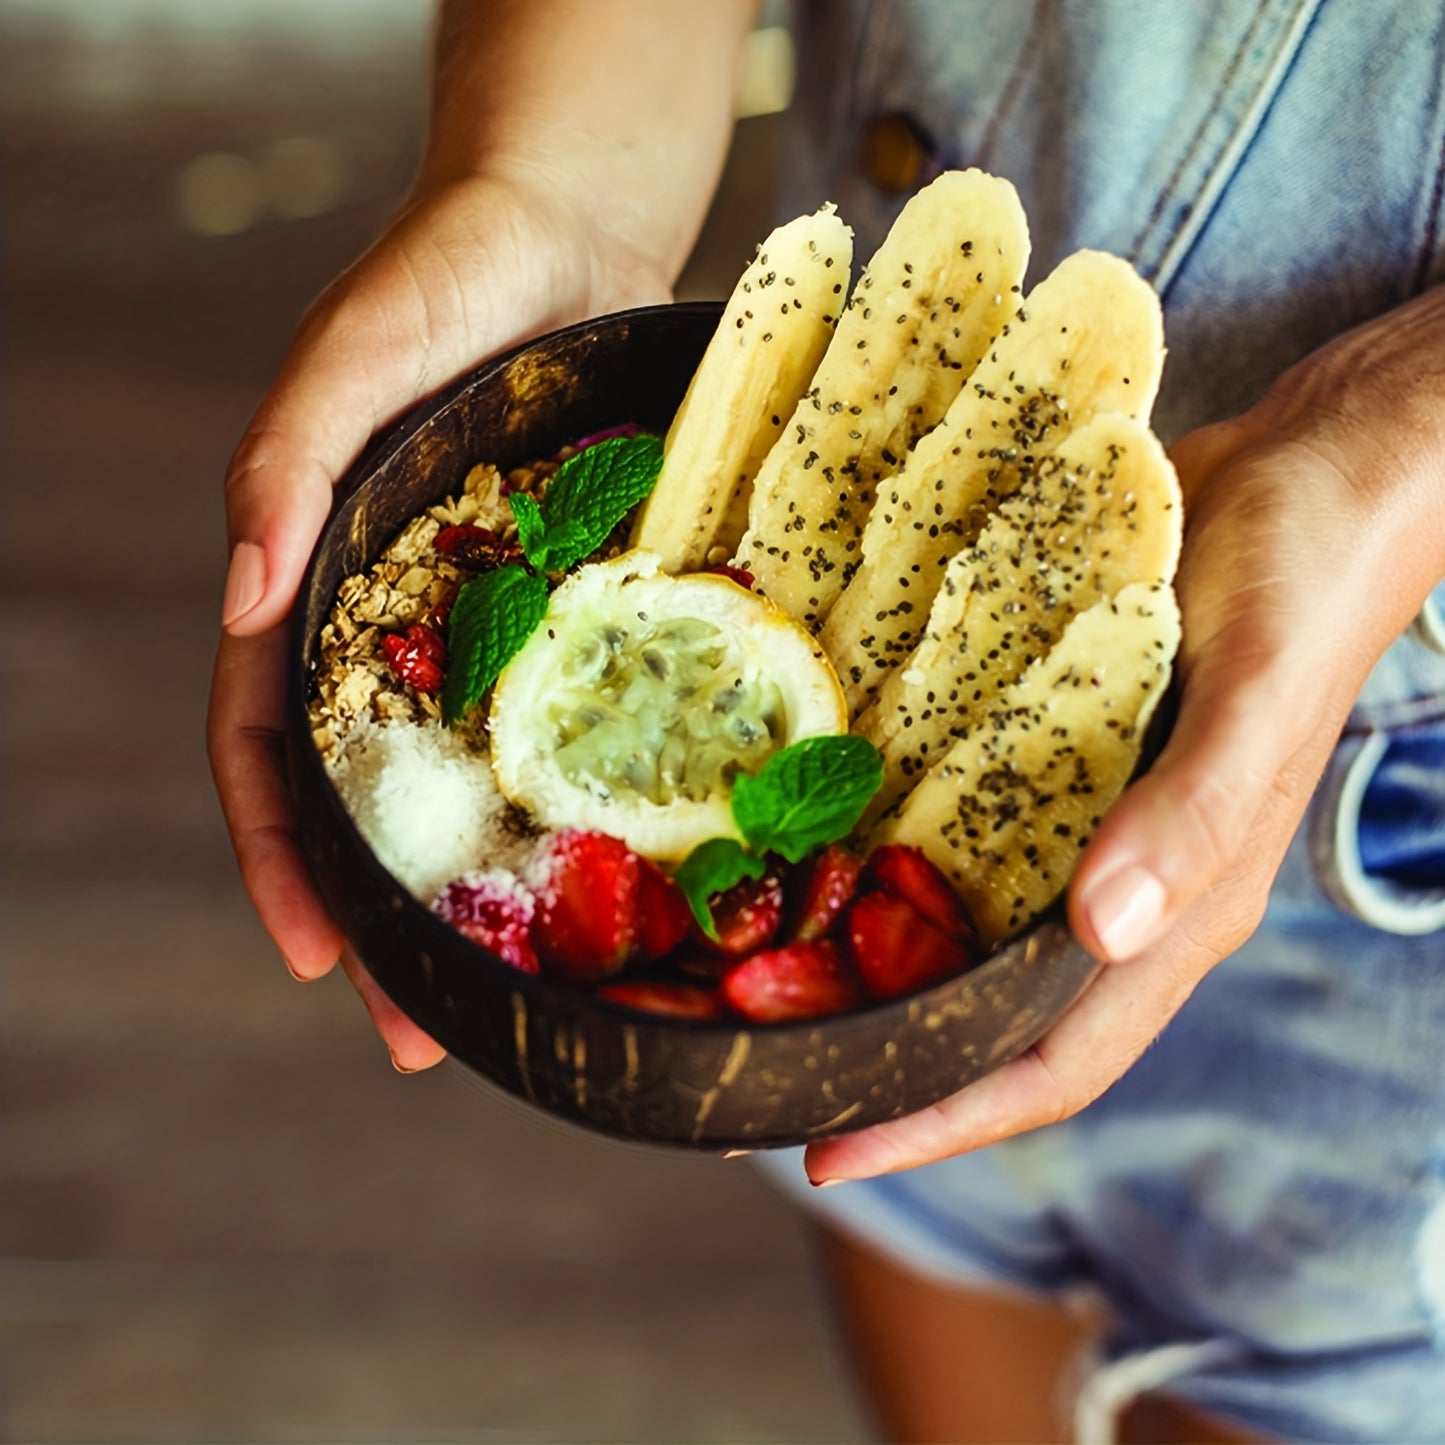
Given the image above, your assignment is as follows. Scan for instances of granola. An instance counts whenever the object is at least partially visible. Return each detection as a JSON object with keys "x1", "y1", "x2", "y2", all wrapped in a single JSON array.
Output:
[{"x1": 308, "y1": 457, "x2": 562, "y2": 761}]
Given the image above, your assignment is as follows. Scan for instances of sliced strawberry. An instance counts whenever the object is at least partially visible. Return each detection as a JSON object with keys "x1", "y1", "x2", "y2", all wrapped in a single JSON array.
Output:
[
  {"x1": 671, "y1": 953, "x2": 734, "y2": 983},
  {"x1": 531, "y1": 830, "x2": 639, "y2": 981},
  {"x1": 432, "y1": 872, "x2": 538, "y2": 973},
  {"x1": 597, "y1": 981, "x2": 725, "y2": 1020},
  {"x1": 722, "y1": 940, "x2": 861, "y2": 1023},
  {"x1": 698, "y1": 873, "x2": 784, "y2": 958},
  {"x1": 793, "y1": 844, "x2": 863, "y2": 941},
  {"x1": 846, "y1": 891, "x2": 973, "y2": 1000},
  {"x1": 634, "y1": 859, "x2": 693, "y2": 961},
  {"x1": 863, "y1": 844, "x2": 979, "y2": 944},
  {"x1": 381, "y1": 623, "x2": 446, "y2": 693}
]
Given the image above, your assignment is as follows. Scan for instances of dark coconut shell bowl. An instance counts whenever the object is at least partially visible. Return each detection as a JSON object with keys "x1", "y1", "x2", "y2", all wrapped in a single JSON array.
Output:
[{"x1": 288, "y1": 302, "x2": 1123, "y2": 1151}]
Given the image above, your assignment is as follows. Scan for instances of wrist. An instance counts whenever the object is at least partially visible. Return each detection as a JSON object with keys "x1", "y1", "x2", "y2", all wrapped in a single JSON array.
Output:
[
  {"x1": 415, "y1": 1, "x2": 754, "y2": 294},
  {"x1": 1237, "y1": 287, "x2": 1445, "y2": 602}
]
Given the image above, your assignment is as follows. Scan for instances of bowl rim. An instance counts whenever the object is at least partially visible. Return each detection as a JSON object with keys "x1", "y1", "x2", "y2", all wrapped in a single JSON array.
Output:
[{"x1": 287, "y1": 300, "x2": 1113, "y2": 1043}]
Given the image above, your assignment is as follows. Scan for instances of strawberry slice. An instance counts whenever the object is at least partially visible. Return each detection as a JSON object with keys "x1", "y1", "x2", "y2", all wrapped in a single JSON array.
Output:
[
  {"x1": 793, "y1": 844, "x2": 863, "y2": 941},
  {"x1": 846, "y1": 891, "x2": 973, "y2": 1000},
  {"x1": 864, "y1": 844, "x2": 979, "y2": 944},
  {"x1": 699, "y1": 873, "x2": 784, "y2": 958},
  {"x1": 597, "y1": 981, "x2": 725, "y2": 1020},
  {"x1": 635, "y1": 859, "x2": 693, "y2": 961},
  {"x1": 432, "y1": 872, "x2": 538, "y2": 973},
  {"x1": 722, "y1": 940, "x2": 861, "y2": 1023},
  {"x1": 531, "y1": 830, "x2": 639, "y2": 981}
]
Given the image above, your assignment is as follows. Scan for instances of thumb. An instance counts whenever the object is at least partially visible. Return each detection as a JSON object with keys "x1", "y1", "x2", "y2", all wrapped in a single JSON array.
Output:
[
  {"x1": 220, "y1": 325, "x2": 377, "y2": 637},
  {"x1": 219, "y1": 182, "x2": 593, "y2": 637},
  {"x1": 1067, "y1": 630, "x2": 1342, "y2": 965}
]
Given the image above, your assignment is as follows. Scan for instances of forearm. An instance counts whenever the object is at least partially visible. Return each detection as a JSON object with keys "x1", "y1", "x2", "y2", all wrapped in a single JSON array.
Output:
[{"x1": 421, "y1": 0, "x2": 760, "y2": 286}]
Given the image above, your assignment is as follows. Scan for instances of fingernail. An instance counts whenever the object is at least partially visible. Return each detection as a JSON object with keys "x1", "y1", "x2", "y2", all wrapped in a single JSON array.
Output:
[
  {"x1": 282, "y1": 956, "x2": 312, "y2": 983},
  {"x1": 809, "y1": 1177, "x2": 841, "y2": 1189},
  {"x1": 221, "y1": 541, "x2": 267, "y2": 627},
  {"x1": 390, "y1": 1051, "x2": 420, "y2": 1075},
  {"x1": 1081, "y1": 864, "x2": 1167, "y2": 961}
]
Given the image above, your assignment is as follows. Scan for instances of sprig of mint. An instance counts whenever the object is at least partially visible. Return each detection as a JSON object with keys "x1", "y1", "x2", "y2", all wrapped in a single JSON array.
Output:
[
  {"x1": 441, "y1": 432, "x2": 663, "y2": 725},
  {"x1": 675, "y1": 736, "x2": 884, "y2": 937},
  {"x1": 674, "y1": 839, "x2": 766, "y2": 936},
  {"x1": 441, "y1": 565, "x2": 550, "y2": 725},
  {"x1": 733, "y1": 736, "x2": 885, "y2": 863},
  {"x1": 510, "y1": 433, "x2": 664, "y2": 573}
]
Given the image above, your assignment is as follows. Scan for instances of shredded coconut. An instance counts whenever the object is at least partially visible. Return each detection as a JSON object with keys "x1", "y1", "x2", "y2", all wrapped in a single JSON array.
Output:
[{"x1": 327, "y1": 717, "x2": 531, "y2": 901}]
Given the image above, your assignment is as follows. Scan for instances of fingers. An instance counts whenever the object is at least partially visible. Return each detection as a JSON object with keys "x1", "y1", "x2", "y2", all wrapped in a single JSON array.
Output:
[
  {"x1": 208, "y1": 629, "x2": 345, "y2": 978},
  {"x1": 341, "y1": 949, "x2": 448, "y2": 1073},
  {"x1": 804, "y1": 919, "x2": 1205, "y2": 1183},
  {"x1": 209, "y1": 627, "x2": 446, "y2": 1072}
]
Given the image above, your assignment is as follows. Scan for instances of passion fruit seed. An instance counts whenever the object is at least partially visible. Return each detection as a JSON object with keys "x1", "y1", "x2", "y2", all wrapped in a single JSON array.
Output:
[{"x1": 546, "y1": 614, "x2": 786, "y2": 805}]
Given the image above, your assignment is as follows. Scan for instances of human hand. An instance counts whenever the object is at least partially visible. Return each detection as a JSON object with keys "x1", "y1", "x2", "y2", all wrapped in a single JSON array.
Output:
[
  {"x1": 804, "y1": 287, "x2": 1445, "y2": 1183},
  {"x1": 207, "y1": 171, "x2": 672, "y2": 1071}
]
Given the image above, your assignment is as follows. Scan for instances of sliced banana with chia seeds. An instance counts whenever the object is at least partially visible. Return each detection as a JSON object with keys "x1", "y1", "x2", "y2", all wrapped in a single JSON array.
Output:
[
  {"x1": 631, "y1": 206, "x2": 854, "y2": 572},
  {"x1": 823, "y1": 250, "x2": 1165, "y2": 715},
  {"x1": 489, "y1": 552, "x2": 847, "y2": 862},
  {"x1": 736, "y1": 169, "x2": 1031, "y2": 626},
  {"x1": 871, "y1": 581, "x2": 1181, "y2": 946},
  {"x1": 856, "y1": 413, "x2": 1182, "y2": 822}
]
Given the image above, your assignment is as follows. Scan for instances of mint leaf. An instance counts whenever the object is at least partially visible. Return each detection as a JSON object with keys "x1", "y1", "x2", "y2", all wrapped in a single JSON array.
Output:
[
  {"x1": 441, "y1": 564, "x2": 550, "y2": 724},
  {"x1": 673, "y1": 837, "x2": 765, "y2": 939},
  {"x1": 508, "y1": 492, "x2": 547, "y2": 561},
  {"x1": 732, "y1": 736, "x2": 884, "y2": 863},
  {"x1": 525, "y1": 433, "x2": 663, "y2": 572}
]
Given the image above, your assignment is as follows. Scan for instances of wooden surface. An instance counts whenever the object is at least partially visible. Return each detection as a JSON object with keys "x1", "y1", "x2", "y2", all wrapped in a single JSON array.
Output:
[{"x1": 1, "y1": 10, "x2": 863, "y2": 1441}]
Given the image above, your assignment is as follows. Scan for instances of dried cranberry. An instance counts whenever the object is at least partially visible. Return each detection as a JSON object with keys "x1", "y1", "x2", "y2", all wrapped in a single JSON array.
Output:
[
  {"x1": 707, "y1": 565, "x2": 756, "y2": 590},
  {"x1": 382, "y1": 624, "x2": 446, "y2": 693},
  {"x1": 434, "y1": 524, "x2": 522, "y2": 571}
]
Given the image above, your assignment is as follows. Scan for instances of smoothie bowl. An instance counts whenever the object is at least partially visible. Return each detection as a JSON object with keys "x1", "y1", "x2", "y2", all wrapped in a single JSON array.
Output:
[{"x1": 286, "y1": 171, "x2": 1182, "y2": 1149}]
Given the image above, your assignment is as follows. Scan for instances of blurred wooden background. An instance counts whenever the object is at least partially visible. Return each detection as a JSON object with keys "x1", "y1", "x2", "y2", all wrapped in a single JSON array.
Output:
[{"x1": 1, "y1": 3, "x2": 865, "y2": 1439}]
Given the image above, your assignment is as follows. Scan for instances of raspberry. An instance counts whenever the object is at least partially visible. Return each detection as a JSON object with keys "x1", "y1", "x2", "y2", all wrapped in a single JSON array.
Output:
[{"x1": 433, "y1": 872, "x2": 538, "y2": 972}]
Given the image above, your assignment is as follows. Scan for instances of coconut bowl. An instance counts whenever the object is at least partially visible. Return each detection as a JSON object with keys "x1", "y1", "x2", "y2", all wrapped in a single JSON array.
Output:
[{"x1": 287, "y1": 302, "x2": 1126, "y2": 1151}]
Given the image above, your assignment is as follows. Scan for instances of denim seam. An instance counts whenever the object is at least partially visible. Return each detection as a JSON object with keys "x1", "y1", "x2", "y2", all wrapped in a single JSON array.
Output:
[
  {"x1": 1412, "y1": 112, "x2": 1445, "y2": 296},
  {"x1": 973, "y1": 0, "x2": 1052, "y2": 174},
  {"x1": 848, "y1": 0, "x2": 895, "y2": 126},
  {"x1": 1150, "y1": 0, "x2": 1323, "y2": 297},
  {"x1": 1129, "y1": 0, "x2": 1321, "y2": 294},
  {"x1": 1125, "y1": 0, "x2": 1272, "y2": 274}
]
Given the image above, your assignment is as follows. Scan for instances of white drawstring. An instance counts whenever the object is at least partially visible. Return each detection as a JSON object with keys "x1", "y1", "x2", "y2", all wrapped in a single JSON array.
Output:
[
  {"x1": 1309, "y1": 730, "x2": 1445, "y2": 937},
  {"x1": 1073, "y1": 1337, "x2": 1243, "y2": 1445}
]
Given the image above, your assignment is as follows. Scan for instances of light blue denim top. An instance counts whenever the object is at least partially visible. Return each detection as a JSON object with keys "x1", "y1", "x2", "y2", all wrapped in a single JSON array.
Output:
[{"x1": 784, "y1": 0, "x2": 1445, "y2": 924}]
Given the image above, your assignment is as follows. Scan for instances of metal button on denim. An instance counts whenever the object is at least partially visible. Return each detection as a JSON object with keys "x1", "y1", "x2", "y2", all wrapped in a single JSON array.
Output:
[{"x1": 859, "y1": 111, "x2": 933, "y2": 194}]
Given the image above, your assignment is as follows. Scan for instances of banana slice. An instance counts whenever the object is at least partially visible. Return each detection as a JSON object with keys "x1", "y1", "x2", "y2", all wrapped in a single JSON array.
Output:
[
  {"x1": 856, "y1": 413, "x2": 1182, "y2": 821},
  {"x1": 871, "y1": 581, "x2": 1180, "y2": 945},
  {"x1": 823, "y1": 250, "x2": 1165, "y2": 715},
  {"x1": 490, "y1": 552, "x2": 847, "y2": 862},
  {"x1": 631, "y1": 207, "x2": 854, "y2": 572},
  {"x1": 736, "y1": 169, "x2": 1030, "y2": 626}
]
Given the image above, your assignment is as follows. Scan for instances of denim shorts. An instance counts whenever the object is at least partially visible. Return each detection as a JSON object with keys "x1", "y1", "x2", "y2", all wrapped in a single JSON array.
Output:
[{"x1": 760, "y1": 3, "x2": 1445, "y2": 1439}]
